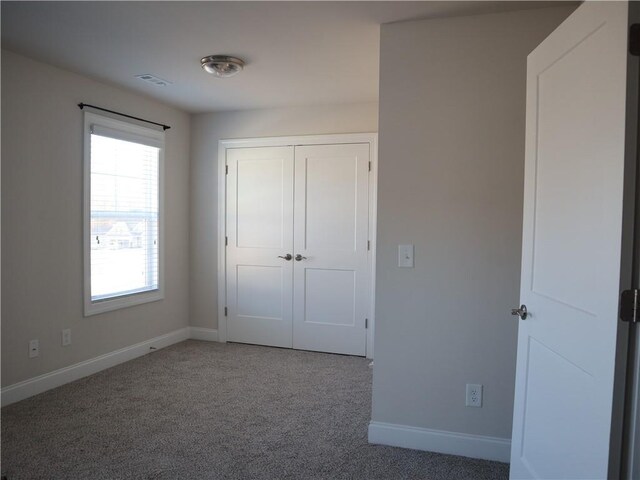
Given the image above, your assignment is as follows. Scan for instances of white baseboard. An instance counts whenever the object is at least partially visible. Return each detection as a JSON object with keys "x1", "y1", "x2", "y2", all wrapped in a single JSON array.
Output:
[
  {"x1": 1, "y1": 327, "x2": 190, "y2": 407},
  {"x1": 189, "y1": 327, "x2": 219, "y2": 342},
  {"x1": 368, "y1": 421, "x2": 511, "y2": 463}
]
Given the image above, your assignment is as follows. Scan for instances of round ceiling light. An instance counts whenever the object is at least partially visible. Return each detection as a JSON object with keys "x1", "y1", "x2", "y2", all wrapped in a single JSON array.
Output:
[{"x1": 200, "y1": 55, "x2": 245, "y2": 78}]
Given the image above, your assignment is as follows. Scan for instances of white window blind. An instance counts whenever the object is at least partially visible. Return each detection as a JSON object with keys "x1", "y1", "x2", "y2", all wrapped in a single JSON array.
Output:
[{"x1": 84, "y1": 111, "x2": 164, "y2": 315}]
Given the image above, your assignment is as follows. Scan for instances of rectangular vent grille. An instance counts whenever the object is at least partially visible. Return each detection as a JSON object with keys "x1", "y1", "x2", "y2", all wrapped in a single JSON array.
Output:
[{"x1": 135, "y1": 74, "x2": 172, "y2": 87}]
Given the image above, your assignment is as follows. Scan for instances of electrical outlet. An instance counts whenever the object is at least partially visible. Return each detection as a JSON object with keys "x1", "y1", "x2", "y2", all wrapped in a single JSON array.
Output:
[
  {"x1": 29, "y1": 339, "x2": 39, "y2": 358},
  {"x1": 466, "y1": 384, "x2": 483, "y2": 407},
  {"x1": 62, "y1": 329, "x2": 71, "y2": 346}
]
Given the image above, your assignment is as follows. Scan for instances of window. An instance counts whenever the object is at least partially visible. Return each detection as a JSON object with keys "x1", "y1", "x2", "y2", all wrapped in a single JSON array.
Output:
[{"x1": 83, "y1": 112, "x2": 164, "y2": 315}]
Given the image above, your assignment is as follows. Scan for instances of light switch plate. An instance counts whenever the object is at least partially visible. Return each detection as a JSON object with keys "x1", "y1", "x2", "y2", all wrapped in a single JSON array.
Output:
[
  {"x1": 29, "y1": 339, "x2": 39, "y2": 358},
  {"x1": 398, "y1": 244, "x2": 414, "y2": 268}
]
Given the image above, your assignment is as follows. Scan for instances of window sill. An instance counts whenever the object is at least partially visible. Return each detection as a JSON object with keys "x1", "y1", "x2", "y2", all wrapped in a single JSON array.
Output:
[{"x1": 84, "y1": 289, "x2": 164, "y2": 316}]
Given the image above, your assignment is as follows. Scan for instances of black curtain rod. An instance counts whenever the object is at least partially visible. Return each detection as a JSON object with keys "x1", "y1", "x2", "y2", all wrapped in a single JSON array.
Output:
[{"x1": 78, "y1": 103, "x2": 171, "y2": 131}]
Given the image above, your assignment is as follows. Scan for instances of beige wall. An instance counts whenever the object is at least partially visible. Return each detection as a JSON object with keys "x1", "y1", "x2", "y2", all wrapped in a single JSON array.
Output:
[
  {"x1": 372, "y1": 7, "x2": 574, "y2": 440},
  {"x1": 1, "y1": 50, "x2": 191, "y2": 387},
  {"x1": 189, "y1": 104, "x2": 378, "y2": 330}
]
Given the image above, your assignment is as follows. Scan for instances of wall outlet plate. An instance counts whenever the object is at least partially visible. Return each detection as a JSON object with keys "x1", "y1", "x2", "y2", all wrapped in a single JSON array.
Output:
[
  {"x1": 62, "y1": 329, "x2": 71, "y2": 346},
  {"x1": 466, "y1": 383, "x2": 483, "y2": 407}
]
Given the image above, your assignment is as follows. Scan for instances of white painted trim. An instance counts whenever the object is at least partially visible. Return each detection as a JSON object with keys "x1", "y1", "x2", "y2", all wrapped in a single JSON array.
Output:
[
  {"x1": 1, "y1": 327, "x2": 189, "y2": 407},
  {"x1": 368, "y1": 421, "x2": 511, "y2": 463},
  {"x1": 217, "y1": 139, "x2": 228, "y2": 343},
  {"x1": 189, "y1": 327, "x2": 219, "y2": 342},
  {"x1": 366, "y1": 137, "x2": 378, "y2": 359},
  {"x1": 219, "y1": 132, "x2": 378, "y2": 149},
  {"x1": 217, "y1": 133, "x2": 378, "y2": 357}
]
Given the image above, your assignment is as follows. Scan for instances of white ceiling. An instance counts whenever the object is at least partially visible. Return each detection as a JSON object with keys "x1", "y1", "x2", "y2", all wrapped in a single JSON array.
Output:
[{"x1": 2, "y1": 1, "x2": 573, "y2": 113}]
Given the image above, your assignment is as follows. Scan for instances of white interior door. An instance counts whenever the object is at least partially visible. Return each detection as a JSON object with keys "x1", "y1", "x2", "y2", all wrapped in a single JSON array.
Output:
[
  {"x1": 510, "y1": 2, "x2": 635, "y2": 479},
  {"x1": 292, "y1": 144, "x2": 370, "y2": 356},
  {"x1": 226, "y1": 146, "x2": 294, "y2": 348}
]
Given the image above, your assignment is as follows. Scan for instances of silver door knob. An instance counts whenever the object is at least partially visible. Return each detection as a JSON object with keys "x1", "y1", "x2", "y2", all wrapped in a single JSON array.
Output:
[
  {"x1": 278, "y1": 254, "x2": 292, "y2": 261},
  {"x1": 511, "y1": 305, "x2": 528, "y2": 320},
  {"x1": 295, "y1": 254, "x2": 307, "y2": 261}
]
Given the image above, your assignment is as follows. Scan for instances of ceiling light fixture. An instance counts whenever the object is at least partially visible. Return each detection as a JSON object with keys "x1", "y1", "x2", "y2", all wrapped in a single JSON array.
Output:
[{"x1": 200, "y1": 55, "x2": 245, "y2": 78}]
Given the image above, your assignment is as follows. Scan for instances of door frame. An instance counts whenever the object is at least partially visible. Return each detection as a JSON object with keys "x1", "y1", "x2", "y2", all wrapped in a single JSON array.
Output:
[
  {"x1": 216, "y1": 133, "x2": 378, "y2": 358},
  {"x1": 623, "y1": 5, "x2": 640, "y2": 476}
]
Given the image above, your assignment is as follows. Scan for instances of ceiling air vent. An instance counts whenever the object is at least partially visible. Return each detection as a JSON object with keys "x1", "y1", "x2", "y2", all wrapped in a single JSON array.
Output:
[{"x1": 135, "y1": 74, "x2": 172, "y2": 87}]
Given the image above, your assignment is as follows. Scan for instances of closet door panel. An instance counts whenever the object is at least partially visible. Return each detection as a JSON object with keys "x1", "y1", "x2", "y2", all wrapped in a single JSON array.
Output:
[
  {"x1": 292, "y1": 143, "x2": 369, "y2": 356},
  {"x1": 226, "y1": 146, "x2": 294, "y2": 348}
]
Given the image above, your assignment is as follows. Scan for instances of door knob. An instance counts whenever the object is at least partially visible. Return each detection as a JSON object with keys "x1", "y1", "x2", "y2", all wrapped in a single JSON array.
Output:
[
  {"x1": 295, "y1": 254, "x2": 307, "y2": 261},
  {"x1": 511, "y1": 305, "x2": 528, "y2": 320},
  {"x1": 278, "y1": 254, "x2": 292, "y2": 261}
]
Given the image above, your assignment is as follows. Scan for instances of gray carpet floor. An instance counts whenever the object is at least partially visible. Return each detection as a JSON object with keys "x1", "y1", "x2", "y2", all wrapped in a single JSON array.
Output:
[{"x1": 1, "y1": 340, "x2": 509, "y2": 479}]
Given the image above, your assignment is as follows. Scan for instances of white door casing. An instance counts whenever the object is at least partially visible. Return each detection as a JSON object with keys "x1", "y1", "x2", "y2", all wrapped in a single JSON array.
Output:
[
  {"x1": 226, "y1": 146, "x2": 294, "y2": 348},
  {"x1": 510, "y1": 2, "x2": 636, "y2": 479},
  {"x1": 219, "y1": 134, "x2": 378, "y2": 357},
  {"x1": 292, "y1": 144, "x2": 370, "y2": 356}
]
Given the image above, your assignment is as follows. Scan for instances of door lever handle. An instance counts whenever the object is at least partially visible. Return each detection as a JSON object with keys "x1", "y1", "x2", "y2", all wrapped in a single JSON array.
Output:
[
  {"x1": 511, "y1": 305, "x2": 528, "y2": 320},
  {"x1": 278, "y1": 254, "x2": 292, "y2": 261},
  {"x1": 295, "y1": 254, "x2": 307, "y2": 261}
]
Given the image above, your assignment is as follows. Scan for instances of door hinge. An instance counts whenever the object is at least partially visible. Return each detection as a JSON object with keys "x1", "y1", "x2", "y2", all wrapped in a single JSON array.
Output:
[
  {"x1": 630, "y1": 24, "x2": 640, "y2": 56},
  {"x1": 365, "y1": 318, "x2": 368, "y2": 329},
  {"x1": 368, "y1": 161, "x2": 372, "y2": 172},
  {"x1": 225, "y1": 236, "x2": 228, "y2": 246},
  {"x1": 224, "y1": 307, "x2": 228, "y2": 317},
  {"x1": 367, "y1": 240, "x2": 370, "y2": 251},
  {"x1": 620, "y1": 289, "x2": 639, "y2": 323},
  {"x1": 225, "y1": 165, "x2": 229, "y2": 175}
]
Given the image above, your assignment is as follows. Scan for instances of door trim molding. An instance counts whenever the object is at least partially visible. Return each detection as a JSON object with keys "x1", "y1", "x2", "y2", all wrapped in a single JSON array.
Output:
[
  {"x1": 368, "y1": 421, "x2": 511, "y2": 463},
  {"x1": 217, "y1": 133, "x2": 378, "y2": 358}
]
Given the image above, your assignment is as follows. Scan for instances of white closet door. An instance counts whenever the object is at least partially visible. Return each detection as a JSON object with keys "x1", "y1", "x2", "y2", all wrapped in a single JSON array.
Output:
[
  {"x1": 226, "y1": 146, "x2": 294, "y2": 348},
  {"x1": 292, "y1": 144, "x2": 370, "y2": 356}
]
